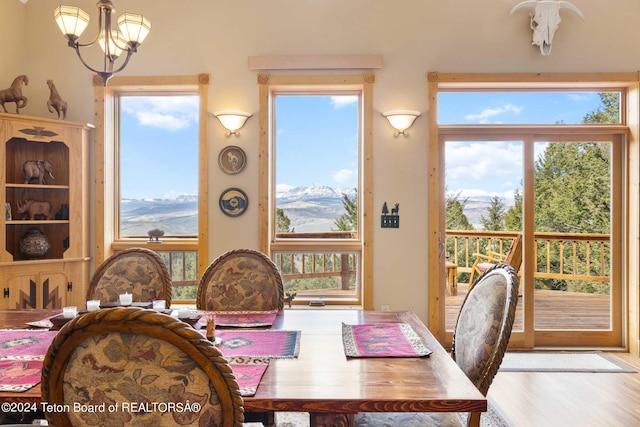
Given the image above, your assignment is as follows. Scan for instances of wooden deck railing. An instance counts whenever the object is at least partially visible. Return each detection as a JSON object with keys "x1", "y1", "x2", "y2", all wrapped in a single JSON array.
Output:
[{"x1": 446, "y1": 230, "x2": 610, "y2": 283}]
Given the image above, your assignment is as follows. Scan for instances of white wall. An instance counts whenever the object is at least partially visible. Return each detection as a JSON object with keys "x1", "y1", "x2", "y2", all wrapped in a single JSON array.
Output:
[{"x1": 4, "y1": 0, "x2": 640, "y2": 322}]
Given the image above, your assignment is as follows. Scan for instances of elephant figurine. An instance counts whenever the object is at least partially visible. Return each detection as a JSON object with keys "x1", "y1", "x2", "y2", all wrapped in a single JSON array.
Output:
[{"x1": 23, "y1": 160, "x2": 54, "y2": 185}]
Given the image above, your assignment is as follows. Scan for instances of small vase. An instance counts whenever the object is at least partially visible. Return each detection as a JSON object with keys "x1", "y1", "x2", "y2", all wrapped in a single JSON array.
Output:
[{"x1": 18, "y1": 228, "x2": 52, "y2": 259}]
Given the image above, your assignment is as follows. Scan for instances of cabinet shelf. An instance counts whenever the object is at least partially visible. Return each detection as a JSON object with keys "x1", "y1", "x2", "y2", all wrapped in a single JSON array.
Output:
[
  {"x1": 1, "y1": 113, "x2": 91, "y2": 309},
  {"x1": 6, "y1": 183, "x2": 70, "y2": 190},
  {"x1": 6, "y1": 220, "x2": 69, "y2": 225}
]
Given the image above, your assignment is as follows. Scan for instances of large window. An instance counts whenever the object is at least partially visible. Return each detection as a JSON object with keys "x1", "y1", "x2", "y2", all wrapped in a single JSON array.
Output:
[
  {"x1": 258, "y1": 74, "x2": 374, "y2": 307},
  {"x1": 427, "y1": 72, "x2": 631, "y2": 348},
  {"x1": 119, "y1": 95, "x2": 199, "y2": 238},
  {"x1": 95, "y1": 75, "x2": 209, "y2": 302}
]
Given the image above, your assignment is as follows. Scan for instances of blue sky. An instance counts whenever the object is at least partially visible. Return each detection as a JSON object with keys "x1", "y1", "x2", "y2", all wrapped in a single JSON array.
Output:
[
  {"x1": 119, "y1": 91, "x2": 610, "y2": 200},
  {"x1": 274, "y1": 94, "x2": 359, "y2": 193},
  {"x1": 120, "y1": 95, "x2": 199, "y2": 199}
]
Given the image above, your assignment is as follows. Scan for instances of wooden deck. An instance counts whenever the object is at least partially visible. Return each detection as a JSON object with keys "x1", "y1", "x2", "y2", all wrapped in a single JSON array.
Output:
[{"x1": 446, "y1": 283, "x2": 611, "y2": 331}]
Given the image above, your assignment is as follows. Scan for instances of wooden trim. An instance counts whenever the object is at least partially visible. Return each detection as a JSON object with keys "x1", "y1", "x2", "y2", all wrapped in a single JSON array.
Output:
[
  {"x1": 427, "y1": 74, "x2": 443, "y2": 339},
  {"x1": 628, "y1": 83, "x2": 640, "y2": 356},
  {"x1": 248, "y1": 55, "x2": 383, "y2": 70}
]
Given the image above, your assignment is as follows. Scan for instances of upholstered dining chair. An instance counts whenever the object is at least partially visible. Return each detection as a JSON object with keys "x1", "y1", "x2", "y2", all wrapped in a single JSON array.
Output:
[
  {"x1": 41, "y1": 307, "x2": 245, "y2": 427},
  {"x1": 86, "y1": 247, "x2": 172, "y2": 306},
  {"x1": 355, "y1": 263, "x2": 519, "y2": 427},
  {"x1": 196, "y1": 249, "x2": 284, "y2": 312}
]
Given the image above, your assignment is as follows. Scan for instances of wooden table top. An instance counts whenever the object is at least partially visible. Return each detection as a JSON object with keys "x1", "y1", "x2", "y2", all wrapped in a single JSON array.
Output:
[{"x1": 0, "y1": 308, "x2": 486, "y2": 423}]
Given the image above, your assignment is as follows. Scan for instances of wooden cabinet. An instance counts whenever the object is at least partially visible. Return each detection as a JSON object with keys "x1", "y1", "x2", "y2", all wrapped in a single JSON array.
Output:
[{"x1": 0, "y1": 113, "x2": 92, "y2": 308}]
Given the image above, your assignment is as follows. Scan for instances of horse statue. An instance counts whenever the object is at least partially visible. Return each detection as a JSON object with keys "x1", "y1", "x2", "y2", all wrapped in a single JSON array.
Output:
[
  {"x1": 0, "y1": 75, "x2": 28, "y2": 114},
  {"x1": 46, "y1": 80, "x2": 68, "y2": 120}
]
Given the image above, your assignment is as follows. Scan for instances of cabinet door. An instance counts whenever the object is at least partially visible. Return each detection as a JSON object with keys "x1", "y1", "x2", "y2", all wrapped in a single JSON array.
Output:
[
  {"x1": 0, "y1": 273, "x2": 38, "y2": 309},
  {"x1": 0, "y1": 271, "x2": 68, "y2": 309},
  {"x1": 40, "y1": 272, "x2": 68, "y2": 309}
]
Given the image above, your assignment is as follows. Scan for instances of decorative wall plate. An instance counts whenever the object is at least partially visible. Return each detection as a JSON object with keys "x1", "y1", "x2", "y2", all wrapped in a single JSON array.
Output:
[
  {"x1": 219, "y1": 188, "x2": 248, "y2": 217},
  {"x1": 218, "y1": 146, "x2": 246, "y2": 174}
]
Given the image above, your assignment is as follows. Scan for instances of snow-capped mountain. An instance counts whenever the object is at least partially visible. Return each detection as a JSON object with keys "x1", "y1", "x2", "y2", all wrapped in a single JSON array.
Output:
[{"x1": 276, "y1": 184, "x2": 356, "y2": 202}]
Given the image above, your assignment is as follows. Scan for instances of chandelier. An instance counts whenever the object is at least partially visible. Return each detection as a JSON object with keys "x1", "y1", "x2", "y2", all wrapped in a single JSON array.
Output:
[{"x1": 54, "y1": 1, "x2": 151, "y2": 86}]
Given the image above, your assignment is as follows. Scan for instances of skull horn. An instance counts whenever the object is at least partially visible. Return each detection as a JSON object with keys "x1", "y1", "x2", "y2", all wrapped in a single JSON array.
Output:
[
  {"x1": 509, "y1": 0, "x2": 538, "y2": 16},
  {"x1": 558, "y1": 1, "x2": 585, "y2": 20}
]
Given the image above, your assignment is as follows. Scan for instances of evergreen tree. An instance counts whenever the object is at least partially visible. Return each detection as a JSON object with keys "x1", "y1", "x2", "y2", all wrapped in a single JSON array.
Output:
[
  {"x1": 276, "y1": 208, "x2": 294, "y2": 233},
  {"x1": 504, "y1": 188, "x2": 522, "y2": 231},
  {"x1": 445, "y1": 192, "x2": 473, "y2": 230},
  {"x1": 333, "y1": 190, "x2": 358, "y2": 231},
  {"x1": 480, "y1": 196, "x2": 505, "y2": 231}
]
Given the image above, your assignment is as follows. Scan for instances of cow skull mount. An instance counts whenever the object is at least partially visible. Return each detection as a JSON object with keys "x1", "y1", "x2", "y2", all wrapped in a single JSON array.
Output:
[{"x1": 510, "y1": 0, "x2": 584, "y2": 56}]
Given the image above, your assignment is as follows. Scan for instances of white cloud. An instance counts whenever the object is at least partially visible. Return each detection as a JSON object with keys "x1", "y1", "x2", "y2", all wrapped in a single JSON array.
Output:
[
  {"x1": 122, "y1": 96, "x2": 198, "y2": 131},
  {"x1": 465, "y1": 104, "x2": 523, "y2": 124},
  {"x1": 446, "y1": 141, "x2": 523, "y2": 193},
  {"x1": 330, "y1": 96, "x2": 359, "y2": 109},
  {"x1": 332, "y1": 168, "x2": 354, "y2": 184}
]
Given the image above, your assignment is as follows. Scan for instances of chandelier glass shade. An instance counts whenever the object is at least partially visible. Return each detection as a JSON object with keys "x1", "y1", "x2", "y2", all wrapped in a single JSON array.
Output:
[{"x1": 54, "y1": 1, "x2": 151, "y2": 86}]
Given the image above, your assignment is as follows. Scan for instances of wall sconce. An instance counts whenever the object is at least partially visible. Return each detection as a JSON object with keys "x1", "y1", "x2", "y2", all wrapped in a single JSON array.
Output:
[
  {"x1": 382, "y1": 110, "x2": 421, "y2": 136},
  {"x1": 213, "y1": 111, "x2": 252, "y2": 136}
]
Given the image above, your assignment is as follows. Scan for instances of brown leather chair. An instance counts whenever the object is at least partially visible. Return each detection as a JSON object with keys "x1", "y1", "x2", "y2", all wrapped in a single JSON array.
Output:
[
  {"x1": 87, "y1": 247, "x2": 172, "y2": 306},
  {"x1": 355, "y1": 263, "x2": 519, "y2": 426},
  {"x1": 41, "y1": 307, "x2": 245, "y2": 427},
  {"x1": 196, "y1": 249, "x2": 284, "y2": 312}
]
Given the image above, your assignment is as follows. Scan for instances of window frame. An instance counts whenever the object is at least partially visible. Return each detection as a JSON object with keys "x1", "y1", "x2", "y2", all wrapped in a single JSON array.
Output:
[
  {"x1": 94, "y1": 75, "x2": 209, "y2": 278},
  {"x1": 426, "y1": 71, "x2": 638, "y2": 350},
  {"x1": 258, "y1": 73, "x2": 375, "y2": 308}
]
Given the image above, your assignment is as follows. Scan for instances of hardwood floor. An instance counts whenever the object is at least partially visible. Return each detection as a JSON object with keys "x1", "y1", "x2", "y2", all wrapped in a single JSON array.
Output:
[{"x1": 489, "y1": 352, "x2": 640, "y2": 426}]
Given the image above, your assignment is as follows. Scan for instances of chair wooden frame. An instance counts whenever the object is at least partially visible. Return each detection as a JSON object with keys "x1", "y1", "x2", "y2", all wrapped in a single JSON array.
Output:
[
  {"x1": 452, "y1": 262, "x2": 519, "y2": 426},
  {"x1": 467, "y1": 235, "x2": 522, "y2": 287},
  {"x1": 196, "y1": 249, "x2": 284, "y2": 312},
  {"x1": 86, "y1": 247, "x2": 173, "y2": 306},
  {"x1": 41, "y1": 307, "x2": 245, "y2": 427}
]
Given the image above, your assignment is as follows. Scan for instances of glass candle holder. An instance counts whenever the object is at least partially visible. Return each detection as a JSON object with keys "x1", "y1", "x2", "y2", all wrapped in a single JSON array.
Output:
[
  {"x1": 63, "y1": 306, "x2": 77, "y2": 319},
  {"x1": 153, "y1": 300, "x2": 166, "y2": 311},
  {"x1": 86, "y1": 300, "x2": 100, "y2": 311},
  {"x1": 178, "y1": 307, "x2": 190, "y2": 319},
  {"x1": 119, "y1": 292, "x2": 133, "y2": 306}
]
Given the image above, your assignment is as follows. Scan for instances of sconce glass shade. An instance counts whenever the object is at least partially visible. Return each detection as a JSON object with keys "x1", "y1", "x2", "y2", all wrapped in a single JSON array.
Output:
[
  {"x1": 214, "y1": 111, "x2": 252, "y2": 135},
  {"x1": 383, "y1": 110, "x2": 421, "y2": 136},
  {"x1": 54, "y1": 5, "x2": 90, "y2": 40}
]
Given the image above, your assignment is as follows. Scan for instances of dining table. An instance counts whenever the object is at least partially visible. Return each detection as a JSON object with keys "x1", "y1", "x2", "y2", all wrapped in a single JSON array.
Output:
[{"x1": 0, "y1": 308, "x2": 486, "y2": 427}]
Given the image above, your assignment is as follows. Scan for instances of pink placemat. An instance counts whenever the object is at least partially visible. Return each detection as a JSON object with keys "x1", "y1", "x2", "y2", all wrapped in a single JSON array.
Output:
[
  {"x1": 0, "y1": 360, "x2": 43, "y2": 391},
  {"x1": 342, "y1": 323, "x2": 432, "y2": 358},
  {"x1": 230, "y1": 359, "x2": 270, "y2": 397},
  {"x1": 196, "y1": 311, "x2": 278, "y2": 328},
  {"x1": 202, "y1": 330, "x2": 301, "y2": 359},
  {"x1": 0, "y1": 330, "x2": 57, "y2": 360}
]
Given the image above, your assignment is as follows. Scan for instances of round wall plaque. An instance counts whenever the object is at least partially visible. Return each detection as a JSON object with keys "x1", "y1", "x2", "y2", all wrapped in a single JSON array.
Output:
[
  {"x1": 219, "y1": 188, "x2": 248, "y2": 217},
  {"x1": 218, "y1": 146, "x2": 246, "y2": 174}
]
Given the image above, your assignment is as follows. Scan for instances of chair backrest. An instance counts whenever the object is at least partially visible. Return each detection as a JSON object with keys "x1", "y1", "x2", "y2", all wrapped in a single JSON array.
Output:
[
  {"x1": 41, "y1": 307, "x2": 245, "y2": 427},
  {"x1": 504, "y1": 235, "x2": 523, "y2": 272},
  {"x1": 452, "y1": 263, "x2": 519, "y2": 396},
  {"x1": 87, "y1": 247, "x2": 172, "y2": 306},
  {"x1": 196, "y1": 249, "x2": 284, "y2": 311}
]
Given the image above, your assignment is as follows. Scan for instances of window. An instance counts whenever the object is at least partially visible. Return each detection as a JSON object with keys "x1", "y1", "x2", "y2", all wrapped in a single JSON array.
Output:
[
  {"x1": 119, "y1": 95, "x2": 199, "y2": 238},
  {"x1": 258, "y1": 74, "x2": 374, "y2": 307},
  {"x1": 427, "y1": 72, "x2": 631, "y2": 348},
  {"x1": 95, "y1": 75, "x2": 209, "y2": 302}
]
